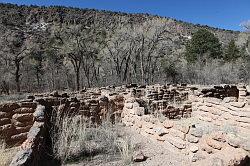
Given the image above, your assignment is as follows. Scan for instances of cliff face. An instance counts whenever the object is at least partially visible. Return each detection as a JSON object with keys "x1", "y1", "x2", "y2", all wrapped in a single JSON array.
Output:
[{"x1": 0, "y1": 3, "x2": 248, "y2": 52}]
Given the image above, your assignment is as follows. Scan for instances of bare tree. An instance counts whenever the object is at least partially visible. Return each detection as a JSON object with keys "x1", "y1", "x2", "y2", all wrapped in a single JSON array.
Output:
[{"x1": 1, "y1": 30, "x2": 28, "y2": 92}]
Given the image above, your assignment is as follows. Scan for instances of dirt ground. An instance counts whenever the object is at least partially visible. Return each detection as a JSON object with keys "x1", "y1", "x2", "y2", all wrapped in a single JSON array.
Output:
[{"x1": 65, "y1": 126, "x2": 190, "y2": 166}]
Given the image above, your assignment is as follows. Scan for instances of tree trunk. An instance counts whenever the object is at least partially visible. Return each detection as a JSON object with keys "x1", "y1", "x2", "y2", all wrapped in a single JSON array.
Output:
[
  {"x1": 75, "y1": 67, "x2": 80, "y2": 91},
  {"x1": 14, "y1": 59, "x2": 21, "y2": 92}
]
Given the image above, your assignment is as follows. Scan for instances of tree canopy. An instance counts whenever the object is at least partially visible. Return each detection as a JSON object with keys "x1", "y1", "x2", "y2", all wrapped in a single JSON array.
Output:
[{"x1": 185, "y1": 29, "x2": 222, "y2": 63}]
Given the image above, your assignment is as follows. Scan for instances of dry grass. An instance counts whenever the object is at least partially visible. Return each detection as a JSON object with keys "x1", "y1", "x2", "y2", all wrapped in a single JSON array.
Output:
[
  {"x1": 0, "y1": 141, "x2": 19, "y2": 166},
  {"x1": 0, "y1": 93, "x2": 28, "y2": 104},
  {"x1": 116, "y1": 136, "x2": 135, "y2": 165},
  {"x1": 51, "y1": 111, "x2": 135, "y2": 165}
]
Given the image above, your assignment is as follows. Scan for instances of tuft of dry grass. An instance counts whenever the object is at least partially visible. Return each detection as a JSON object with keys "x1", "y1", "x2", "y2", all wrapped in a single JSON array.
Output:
[
  {"x1": 51, "y1": 110, "x2": 135, "y2": 165},
  {"x1": 116, "y1": 136, "x2": 135, "y2": 165},
  {"x1": 0, "y1": 140, "x2": 19, "y2": 166}
]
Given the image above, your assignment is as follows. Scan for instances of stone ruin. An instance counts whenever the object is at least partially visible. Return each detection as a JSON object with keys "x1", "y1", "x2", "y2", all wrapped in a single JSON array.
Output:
[{"x1": 0, "y1": 83, "x2": 249, "y2": 165}]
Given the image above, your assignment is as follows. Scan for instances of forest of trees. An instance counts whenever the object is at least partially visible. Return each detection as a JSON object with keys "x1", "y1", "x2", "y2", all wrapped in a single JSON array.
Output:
[{"x1": 0, "y1": 4, "x2": 249, "y2": 94}]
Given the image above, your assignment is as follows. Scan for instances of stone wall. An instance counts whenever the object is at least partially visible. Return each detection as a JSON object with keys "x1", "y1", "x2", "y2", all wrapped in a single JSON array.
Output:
[
  {"x1": 10, "y1": 100, "x2": 47, "y2": 166},
  {"x1": 121, "y1": 84, "x2": 250, "y2": 165},
  {"x1": 0, "y1": 100, "x2": 37, "y2": 146},
  {"x1": 1, "y1": 83, "x2": 249, "y2": 165}
]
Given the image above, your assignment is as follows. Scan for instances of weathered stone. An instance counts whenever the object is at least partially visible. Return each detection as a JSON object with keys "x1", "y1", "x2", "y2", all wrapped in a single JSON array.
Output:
[
  {"x1": 210, "y1": 131, "x2": 226, "y2": 142},
  {"x1": 153, "y1": 127, "x2": 168, "y2": 136},
  {"x1": 209, "y1": 157, "x2": 224, "y2": 166},
  {"x1": 169, "y1": 129, "x2": 186, "y2": 140},
  {"x1": 200, "y1": 142, "x2": 213, "y2": 154},
  {"x1": 230, "y1": 102, "x2": 246, "y2": 108},
  {"x1": 174, "y1": 124, "x2": 190, "y2": 134},
  {"x1": 186, "y1": 134, "x2": 199, "y2": 143},
  {"x1": 13, "y1": 120, "x2": 34, "y2": 127},
  {"x1": 133, "y1": 151, "x2": 147, "y2": 162},
  {"x1": 0, "y1": 118, "x2": 11, "y2": 126},
  {"x1": 162, "y1": 120, "x2": 174, "y2": 129},
  {"x1": 33, "y1": 105, "x2": 45, "y2": 122},
  {"x1": 189, "y1": 145, "x2": 199, "y2": 153},
  {"x1": 165, "y1": 136, "x2": 186, "y2": 149},
  {"x1": 13, "y1": 108, "x2": 34, "y2": 114},
  {"x1": 204, "y1": 98, "x2": 222, "y2": 105},
  {"x1": 19, "y1": 102, "x2": 37, "y2": 109},
  {"x1": 143, "y1": 121, "x2": 154, "y2": 129},
  {"x1": 15, "y1": 125, "x2": 32, "y2": 134},
  {"x1": 226, "y1": 134, "x2": 242, "y2": 148},
  {"x1": 206, "y1": 137, "x2": 223, "y2": 150},
  {"x1": 0, "y1": 111, "x2": 11, "y2": 118},
  {"x1": 0, "y1": 103, "x2": 20, "y2": 112},
  {"x1": 144, "y1": 128, "x2": 154, "y2": 135},
  {"x1": 223, "y1": 97, "x2": 237, "y2": 103},
  {"x1": 142, "y1": 115, "x2": 151, "y2": 122},
  {"x1": 10, "y1": 149, "x2": 33, "y2": 166},
  {"x1": 11, "y1": 132, "x2": 28, "y2": 142},
  {"x1": 236, "y1": 117, "x2": 250, "y2": 124},
  {"x1": 13, "y1": 113, "x2": 33, "y2": 122},
  {"x1": 27, "y1": 122, "x2": 43, "y2": 140},
  {"x1": 190, "y1": 127, "x2": 203, "y2": 138},
  {"x1": 125, "y1": 103, "x2": 133, "y2": 109}
]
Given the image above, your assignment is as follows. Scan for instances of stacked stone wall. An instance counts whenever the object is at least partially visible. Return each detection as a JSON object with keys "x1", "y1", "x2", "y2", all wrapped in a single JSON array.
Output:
[{"x1": 0, "y1": 101, "x2": 37, "y2": 146}]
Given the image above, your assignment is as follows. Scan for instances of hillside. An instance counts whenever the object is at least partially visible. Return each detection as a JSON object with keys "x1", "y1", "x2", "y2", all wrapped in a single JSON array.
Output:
[
  {"x1": 0, "y1": 3, "x2": 249, "y2": 93},
  {"x1": 0, "y1": 3, "x2": 248, "y2": 47}
]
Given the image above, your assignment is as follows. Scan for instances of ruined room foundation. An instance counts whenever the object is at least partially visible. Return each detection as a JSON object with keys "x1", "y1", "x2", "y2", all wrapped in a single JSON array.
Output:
[{"x1": 0, "y1": 83, "x2": 249, "y2": 165}]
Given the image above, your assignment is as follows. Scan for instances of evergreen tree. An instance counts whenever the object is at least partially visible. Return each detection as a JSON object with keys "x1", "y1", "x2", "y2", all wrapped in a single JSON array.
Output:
[
  {"x1": 224, "y1": 40, "x2": 240, "y2": 62},
  {"x1": 185, "y1": 29, "x2": 222, "y2": 63}
]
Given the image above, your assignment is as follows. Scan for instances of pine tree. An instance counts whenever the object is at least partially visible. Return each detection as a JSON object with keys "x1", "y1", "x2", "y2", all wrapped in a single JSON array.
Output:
[
  {"x1": 185, "y1": 29, "x2": 222, "y2": 63},
  {"x1": 224, "y1": 40, "x2": 240, "y2": 62}
]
